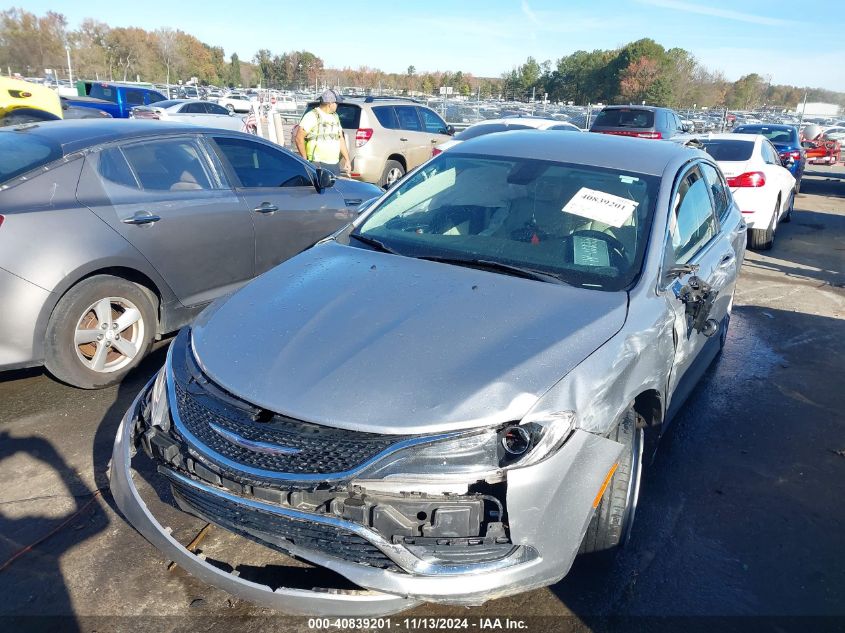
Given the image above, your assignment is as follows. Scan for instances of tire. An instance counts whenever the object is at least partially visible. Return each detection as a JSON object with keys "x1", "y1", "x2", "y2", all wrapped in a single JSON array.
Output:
[
  {"x1": 748, "y1": 199, "x2": 777, "y2": 251},
  {"x1": 380, "y1": 160, "x2": 405, "y2": 188},
  {"x1": 579, "y1": 408, "x2": 644, "y2": 554},
  {"x1": 794, "y1": 179, "x2": 801, "y2": 195},
  {"x1": 781, "y1": 190, "x2": 794, "y2": 223},
  {"x1": 225, "y1": 103, "x2": 234, "y2": 113},
  {"x1": 44, "y1": 275, "x2": 157, "y2": 389}
]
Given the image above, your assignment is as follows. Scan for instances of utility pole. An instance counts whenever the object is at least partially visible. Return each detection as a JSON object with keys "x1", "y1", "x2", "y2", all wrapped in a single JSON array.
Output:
[
  {"x1": 66, "y1": 46, "x2": 73, "y2": 85},
  {"x1": 798, "y1": 90, "x2": 808, "y2": 127}
]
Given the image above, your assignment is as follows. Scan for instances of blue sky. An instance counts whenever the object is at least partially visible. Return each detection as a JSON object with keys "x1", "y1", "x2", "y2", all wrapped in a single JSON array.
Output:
[{"x1": 19, "y1": 0, "x2": 845, "y2": 91}]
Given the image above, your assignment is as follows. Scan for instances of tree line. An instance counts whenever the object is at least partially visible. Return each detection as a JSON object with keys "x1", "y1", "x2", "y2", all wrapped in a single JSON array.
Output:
[{"x1": 1, "y1": 8, "x2": 842, "y2": 111}]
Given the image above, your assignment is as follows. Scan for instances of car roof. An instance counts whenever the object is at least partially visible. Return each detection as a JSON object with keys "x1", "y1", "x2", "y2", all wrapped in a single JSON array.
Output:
[
  {"x1": 692, "y1": 133, "x2": 760, "y2": 143},
  {"x1": 453, "y1": 129, "x2": 703, "y2": 176},
  {"x1": 0, "y1": 119, "x2": 242, "y2": 154},
  {"x1": 734, "y1": 123, "x2": 796, "y2": 131},
  {"x1": 599, "y1": 105, "x2": 669, "y2": 112},
  {"x1": 475, "y1": 117, "x2": 576, "y2": 129}
]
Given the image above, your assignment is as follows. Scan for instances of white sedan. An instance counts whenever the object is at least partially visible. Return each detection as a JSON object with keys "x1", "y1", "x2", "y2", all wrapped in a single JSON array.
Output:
[
  {"x1": 433, "y1": 117, "x2": 582, "y2": 156},
  {"x1": 696, "y1": 133, "x2": 796, "y2": 250},
  {"x1": 129, "y1": 99, "x2": 246, "y2": 132}
]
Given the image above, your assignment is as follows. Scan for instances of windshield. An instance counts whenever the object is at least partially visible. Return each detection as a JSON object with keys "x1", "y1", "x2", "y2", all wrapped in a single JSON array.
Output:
[
  {"x1": 700, "y1": 140, "x2": 754, "y2": 161},
  {"x1": 0, "y1": 132, "x2": 62, "y2": 184},
  {"x1": 354, "y1": 153, "x2": 659, "y2": 291}
]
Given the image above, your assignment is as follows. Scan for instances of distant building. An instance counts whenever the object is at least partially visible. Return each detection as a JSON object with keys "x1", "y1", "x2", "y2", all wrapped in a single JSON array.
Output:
[{"x1": 795, "y1": 102, "x2": 841, "y2": 117}]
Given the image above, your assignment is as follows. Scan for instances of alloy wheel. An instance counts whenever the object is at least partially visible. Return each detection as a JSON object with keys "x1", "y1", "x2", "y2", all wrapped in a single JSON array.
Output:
[{"x1": 73, "y1": 297, "x2": 145, "y2": 373}]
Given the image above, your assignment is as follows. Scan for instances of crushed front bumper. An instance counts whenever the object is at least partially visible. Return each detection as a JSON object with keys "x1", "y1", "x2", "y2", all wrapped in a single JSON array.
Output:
[{"x1": 111, "y1": 378, "x2": 623, "y2": 614}]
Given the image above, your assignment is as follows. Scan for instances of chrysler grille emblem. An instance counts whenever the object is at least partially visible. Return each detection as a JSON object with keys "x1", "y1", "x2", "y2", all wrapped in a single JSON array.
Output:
[{"x1": 208, "y1": 422, "x2": 302, "y2": 456}]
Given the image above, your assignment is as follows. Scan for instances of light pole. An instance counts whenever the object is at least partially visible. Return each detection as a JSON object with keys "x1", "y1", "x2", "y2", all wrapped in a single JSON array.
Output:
[{"x1": 66, "y1": 45, "x2": 73, "y2": 86}]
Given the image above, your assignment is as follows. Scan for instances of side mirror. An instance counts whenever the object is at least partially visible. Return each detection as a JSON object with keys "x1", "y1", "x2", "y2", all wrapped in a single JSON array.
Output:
[
  {"x1": 446, "y1": 124, "x2": 455, "y2": 136},
  {"x1": 682, "y1": 122, "x2": 694, "y2": 133},
  {"x1": 315, "y1": 168, "x2": 335, "y2": 192}
]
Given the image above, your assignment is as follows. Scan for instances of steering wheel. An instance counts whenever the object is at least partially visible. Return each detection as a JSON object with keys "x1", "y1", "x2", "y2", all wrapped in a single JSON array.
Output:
[{"x1": 570, "y1": 230, "x2": 627, "y2": 266}]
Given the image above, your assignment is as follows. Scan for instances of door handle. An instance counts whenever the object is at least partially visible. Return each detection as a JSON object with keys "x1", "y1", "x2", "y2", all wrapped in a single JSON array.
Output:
[
  {"x1": 253, "y1": 203, "x2": 279, "y2": 214},
  {"x1": 718, "y1": 253, "x2": 736, "y2": 267},
  {"x1": 399, "y1": 137, "x2": 408, "y2": 142},
  {"x1": 122, "y1": 212, "x2": 161, "y2": 225},
  {"x1": 430, "y1": 139, "x2": 438, "y2": 143}
]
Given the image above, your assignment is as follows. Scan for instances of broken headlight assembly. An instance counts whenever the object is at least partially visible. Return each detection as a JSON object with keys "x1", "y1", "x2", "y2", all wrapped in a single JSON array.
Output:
[
  {"x1": 148, "y1": 366, "x2": 170, "y2": 432},
  {"x1": 356, "y1": 411, "x2": 576, "y2": 482}
]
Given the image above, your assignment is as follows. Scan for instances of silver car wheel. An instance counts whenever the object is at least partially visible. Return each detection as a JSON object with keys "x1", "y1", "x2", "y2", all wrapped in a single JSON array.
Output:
[
  {"x1": 385, "y1": 167, "x2": 404, "y2": 186},
  {"x1": 73, "y1": 297, "x2": 145, "y2": 373}
]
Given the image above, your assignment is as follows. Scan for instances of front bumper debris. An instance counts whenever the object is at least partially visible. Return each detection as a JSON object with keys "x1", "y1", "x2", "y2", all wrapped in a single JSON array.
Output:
[{"x1": 111, "y1": 369, "x2": 623, "y2": 613}]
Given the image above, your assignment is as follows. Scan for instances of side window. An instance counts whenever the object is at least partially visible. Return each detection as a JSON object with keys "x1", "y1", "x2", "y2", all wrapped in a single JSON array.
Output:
[
  {"x1": 147, "y1": 92, "x2": 165, "y2": 104},
  {"x1": 97, "y1": 147, "x2": 139, "y2": 190},
  {"x1": 182, "y1": 103, "x2": 205, "y2": 114},
  {"x1": 418, "y1": 107, "x2": 448, "y2": 134},
  {"x1": 207, "y1": 103, "x2": 229, "y2": 116},
  {"x1": 670, "y1": 167, "x2": 717, "y2": 264},
  {"x1": 213, "y1": 137, "x2": 312, "y2": 188},
  {"x1": 700, "y1": 163, "x2": 730, "y2": 221},
  {"x1": 549, "y1": 124, "x2": 577, "y2": 132},
  {"x1": 121, "y1": 138, "x2": 214, "y2": 191},
  {"x1": 762, "y1": 142, "x2": 779, "y2": 165},
  {"x1": 395, "y1": 106, "x2": 422, "y2": 132},
  {"x1": 372, "y1": 106, "x2": 399, "y2": 130},
  {"x1": 125, "y1": 90, "x2": 144, "y2": 106}
]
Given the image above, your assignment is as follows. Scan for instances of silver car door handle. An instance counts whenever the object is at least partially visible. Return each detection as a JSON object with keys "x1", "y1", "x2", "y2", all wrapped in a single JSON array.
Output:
[
  {"x1": 399, "y1": 137, "x2": 408, "y2": 142},
  {"x1": 719, "y1": 253, "x2": 736, "y2": 267},
  {"x1": 122, "y1": 213, "x2": 161, "y2": 225},
  {"x1": 253, "y1": 203, "x2": 279, "y2": 214}
]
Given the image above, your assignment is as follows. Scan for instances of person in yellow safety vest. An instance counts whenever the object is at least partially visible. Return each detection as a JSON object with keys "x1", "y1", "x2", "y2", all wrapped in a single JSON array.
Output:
[{"x1": 294, "y1": 89, "x2": 351, "y2": 176}]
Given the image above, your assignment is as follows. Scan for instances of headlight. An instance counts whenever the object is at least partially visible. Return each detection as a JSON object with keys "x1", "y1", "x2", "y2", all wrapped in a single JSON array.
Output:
[
  {"x1": 357, "y1": 411, "x2": 576, "y2": 482},
  {"x1": 149, "y1": 366, "x2": 170, "y2": 432}
]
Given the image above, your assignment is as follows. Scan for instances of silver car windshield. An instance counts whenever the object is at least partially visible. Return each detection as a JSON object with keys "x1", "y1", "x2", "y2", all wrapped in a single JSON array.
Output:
[{"x1": 356, "y1": 154, "x2": 659, "y2": 290}]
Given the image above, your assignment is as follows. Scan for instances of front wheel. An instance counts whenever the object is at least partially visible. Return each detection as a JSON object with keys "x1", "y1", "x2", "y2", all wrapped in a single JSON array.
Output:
[
  {"x1": 44, "y1": 275, "x2": 157, "y2": 389},
  {"x1": 579, "y1": 408, "x2": 644, "y2": 554}
]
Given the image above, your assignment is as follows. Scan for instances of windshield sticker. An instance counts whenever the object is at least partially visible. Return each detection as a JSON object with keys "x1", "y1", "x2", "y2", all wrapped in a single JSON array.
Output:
[{"x1": 562, "y1": 187, "x2": 639, "y2": 228}]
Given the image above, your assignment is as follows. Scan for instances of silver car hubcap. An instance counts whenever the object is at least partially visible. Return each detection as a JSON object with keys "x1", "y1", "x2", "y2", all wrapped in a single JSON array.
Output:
[
  {"x1": 386, "y1": 168, "x2": 403, "y2": 185},
  {"x1": 74, "y1": 297, "x2": 145, "y2": 373}
]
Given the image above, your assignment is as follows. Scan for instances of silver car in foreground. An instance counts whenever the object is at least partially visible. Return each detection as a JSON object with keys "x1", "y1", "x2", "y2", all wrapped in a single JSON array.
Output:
[{"x1": 111, "y1": 131, "x2": 746, "y2": 613}]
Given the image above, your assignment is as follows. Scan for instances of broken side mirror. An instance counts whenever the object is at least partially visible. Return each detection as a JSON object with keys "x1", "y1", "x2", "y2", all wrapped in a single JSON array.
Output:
[{"x1": 678, "y1": 275, "x2": 720, "y2": 338}]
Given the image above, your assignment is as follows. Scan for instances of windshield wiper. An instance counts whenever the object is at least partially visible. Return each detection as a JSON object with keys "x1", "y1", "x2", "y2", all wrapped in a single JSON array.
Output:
[
  {"x1": 348, "y1": 232, "x2": 399, "y2": 254},
  {"x1": 417, "y1": 255, "x2": 568, "y2": 285}
]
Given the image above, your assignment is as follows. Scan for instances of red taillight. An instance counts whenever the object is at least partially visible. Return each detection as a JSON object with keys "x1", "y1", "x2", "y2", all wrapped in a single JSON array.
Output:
[
  {"x1": 355, "y1": 128, "x2": 373, "y2": 148},
  {"x1": 727, "y1": 171, "x2": 766, "y2": 188},
  {"x1": 0, "y1": 215, "x2": 4, "y2": 228},
  {"x1": 780, "y1": 150, "x2": 801, "y2": 160},
  {"x1": 432, "y1": 147, "x2": 442, "y2": 157},
  {"x1": 597, "y1": 130, "x2": 662, "y2": 139}
]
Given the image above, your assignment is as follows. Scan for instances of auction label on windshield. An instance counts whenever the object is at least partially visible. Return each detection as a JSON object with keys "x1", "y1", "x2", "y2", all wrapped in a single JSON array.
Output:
[{"x1": 562, "y1": 187, "x2": 638, "y2": 228}]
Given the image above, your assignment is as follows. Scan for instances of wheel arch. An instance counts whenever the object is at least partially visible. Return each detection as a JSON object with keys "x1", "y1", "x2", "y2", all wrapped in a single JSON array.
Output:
[
  {"x1": 386, "y1": 154, "x2": 407, "y2": 170},
  {"x1": 633, "y1": 389, "x2": 664, "y2": 430}
]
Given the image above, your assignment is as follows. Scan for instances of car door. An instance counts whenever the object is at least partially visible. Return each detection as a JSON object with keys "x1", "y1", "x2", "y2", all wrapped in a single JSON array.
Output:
[
  {"x1": 394, "y1": 105, "x2": 430, "y2": 171},
  {"x1": 417, "y1": 106, "x2": 452, "y2": 159},
  {"x1": 77, "y1": 135, "x2": 255, "y2": 307},
  {"x1": 209, "y1": 135, "x2": 354, "y2": 274},
  {"x1": 760, "y1": 140, "x2": 795, "y2": 210},
  {"x1": 205, "y1": 102, "x2": 242, "y2": 131},
  {"x1": 659, "y1": 162, "x2": 740, "y2": 418}
]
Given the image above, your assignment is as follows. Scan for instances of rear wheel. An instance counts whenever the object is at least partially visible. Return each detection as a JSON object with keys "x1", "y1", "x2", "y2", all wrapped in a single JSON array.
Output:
[
  {"x1": 748, "y1": 199, "x2": 778, "y2": 250},
  {"x1": 781, "y1": 191, "x2": 794, "y2": 223},
  {"x1": 380, "y1": 160, "x2": 405, "y2": 188},
  {"x1": 225, "y1": 103, "x2": 234, "y2": 113},
  {"x1": 579, "y1": 408, "x2": 643, "y2": 554},
  {"x1": 44, "y1": 275, "x2": 156, "y2": 389}
]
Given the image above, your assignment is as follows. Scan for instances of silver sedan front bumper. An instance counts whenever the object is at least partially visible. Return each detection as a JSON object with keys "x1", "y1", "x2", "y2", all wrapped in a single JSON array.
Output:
[{"x1": 110, "y1": 380, "x2": 623, "y2": 614}]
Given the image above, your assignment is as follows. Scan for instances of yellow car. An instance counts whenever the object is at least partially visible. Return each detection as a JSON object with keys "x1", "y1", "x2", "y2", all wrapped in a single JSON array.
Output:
[{"x1": 1, "y1": 76, "x2": 62, "y2": 126}]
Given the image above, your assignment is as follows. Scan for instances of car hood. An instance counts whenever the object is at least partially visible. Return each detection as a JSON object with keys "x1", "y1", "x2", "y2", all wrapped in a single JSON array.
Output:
[{"x1": 191, "y1": 241, "x2": 628, "y2": 435}]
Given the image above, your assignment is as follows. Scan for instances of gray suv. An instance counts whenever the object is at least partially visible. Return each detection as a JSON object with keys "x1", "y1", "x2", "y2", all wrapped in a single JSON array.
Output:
[
  {"x1": 0, "y1": 120, "x2": 382, "y2": 388},
  {"x1": 303, "y1": 97, "x2": 454, "y2": 187},
  {"x1": 590, "y1": 105, "x2": 691, "y2": 139}
]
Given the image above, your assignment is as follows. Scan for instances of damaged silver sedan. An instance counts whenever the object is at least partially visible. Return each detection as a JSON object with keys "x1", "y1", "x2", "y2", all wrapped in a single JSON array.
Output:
[{"x1": 111, "y1": 131, "x2": 746, "y2": 614}]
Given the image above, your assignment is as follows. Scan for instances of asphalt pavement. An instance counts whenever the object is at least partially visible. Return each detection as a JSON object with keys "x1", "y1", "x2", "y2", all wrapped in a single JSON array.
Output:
[{"x1": 1, "y1": 166, "x2": 843, "y2": 633}]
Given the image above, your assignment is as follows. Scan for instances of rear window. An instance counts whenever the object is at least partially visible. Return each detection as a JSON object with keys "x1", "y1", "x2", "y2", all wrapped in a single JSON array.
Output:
[
  {"x1": 592, "y1": 108, "x2": 655, "y2": 129},
  {"x1": 699, "y1": 140, "x2": 754, "y2": 162},
  {"x1": 0, "y1": 132, "x2": 63, "y2": 184},
  {"x1": 735, "y1": 126, "x2": 797, "y2": 145},
  {"x1": 454, "y1": 123, "x2": 533, "y2": 140},
  {"x1": 303, "y1": 102, "x2": 361, "y2": 129},
  {"x1": 87, "y1": 84, "x2": 117, "y2": 103}
]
